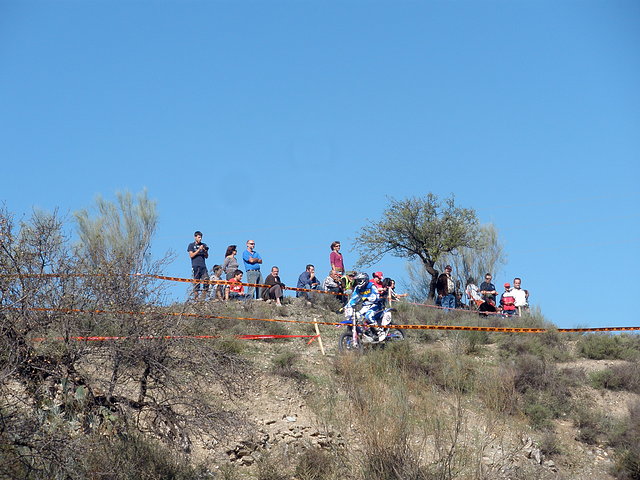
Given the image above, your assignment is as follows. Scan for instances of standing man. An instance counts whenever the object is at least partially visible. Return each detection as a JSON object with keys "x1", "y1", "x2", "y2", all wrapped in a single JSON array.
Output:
[
  {"x1": 436, "y1": 265, "x2": 456, "y2": 311},
  {"x1": 479, "y1": 273, "x2": 498, "y2": 304},
  {"x1": 187, "y1": 230, "x2": 209, "y2": 300},
  {"x1": 511, "y1": 277, "x2": 529, "y2": 316},
  {"x1": 242, "y1": 240, "x2": 262, "y2": 299}
]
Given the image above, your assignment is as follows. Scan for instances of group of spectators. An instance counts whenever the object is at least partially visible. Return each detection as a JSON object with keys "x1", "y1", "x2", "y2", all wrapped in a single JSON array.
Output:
[
  {"x1": 437, "y1": 265, "x2": 530, "y2": 317},
  {"x1": 188, "y1": 231, "x2": 529, "y2": 316},
  {"x1": 186, "y1": 232, "x2": 407, "y2": 307}
]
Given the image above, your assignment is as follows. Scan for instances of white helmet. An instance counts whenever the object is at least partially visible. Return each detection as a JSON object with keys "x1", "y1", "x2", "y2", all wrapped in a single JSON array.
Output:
[{"x1": 354, "y1": 272, "x2": 369, "y2": 289}]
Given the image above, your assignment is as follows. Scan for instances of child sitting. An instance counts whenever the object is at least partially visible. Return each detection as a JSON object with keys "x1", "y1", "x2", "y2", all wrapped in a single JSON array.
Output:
[{"x1": 227, "y1": 270, "x2": 249, "y2": 301}]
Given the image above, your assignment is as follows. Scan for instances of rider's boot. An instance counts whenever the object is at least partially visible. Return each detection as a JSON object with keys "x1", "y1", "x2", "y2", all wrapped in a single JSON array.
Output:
[{"x1": 377, "y1": 328, "x2": 387, "y2": 341}]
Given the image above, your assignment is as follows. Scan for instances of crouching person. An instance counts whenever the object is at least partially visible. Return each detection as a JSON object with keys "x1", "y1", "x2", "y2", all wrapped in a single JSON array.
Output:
[{"x1": 262, "y1": 266, "x2": 285, "y2": 306}]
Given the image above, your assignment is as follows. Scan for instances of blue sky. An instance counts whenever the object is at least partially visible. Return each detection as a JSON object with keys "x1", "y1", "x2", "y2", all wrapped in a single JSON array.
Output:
[{"x1": 1, "y1": 0, "x2": 638, "y2": 329}]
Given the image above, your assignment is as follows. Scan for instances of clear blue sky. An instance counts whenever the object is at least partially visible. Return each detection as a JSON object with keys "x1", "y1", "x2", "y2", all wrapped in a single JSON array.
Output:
[{"x1": 1, "y1": 1, "x2": 639, "y2": 329}]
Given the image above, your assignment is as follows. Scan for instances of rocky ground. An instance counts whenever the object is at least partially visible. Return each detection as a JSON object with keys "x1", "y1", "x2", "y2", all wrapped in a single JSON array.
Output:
[{"x1": 173, "y1": 298, "x2": 639, "y2": 480}]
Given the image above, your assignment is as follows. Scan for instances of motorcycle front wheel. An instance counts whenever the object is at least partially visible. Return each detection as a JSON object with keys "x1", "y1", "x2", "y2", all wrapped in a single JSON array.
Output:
[{"x1": 338, "y1": 332, "x2": 363, "y2": 354}]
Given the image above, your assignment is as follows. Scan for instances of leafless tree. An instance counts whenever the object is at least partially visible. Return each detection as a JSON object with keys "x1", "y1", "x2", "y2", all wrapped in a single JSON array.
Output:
[{"x1": 0, "y1": 194, "x2": 249, "y2": 477}]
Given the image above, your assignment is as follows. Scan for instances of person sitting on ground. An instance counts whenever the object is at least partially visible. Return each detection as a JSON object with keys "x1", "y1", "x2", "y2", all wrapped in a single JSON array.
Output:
[
  {"x1": 296, "y1": 264, "x2": 321, "y2": 298},
  {"x1": 262, "y1": 266, "x2": 285, "y2": 306},
  {"x1": 478, "y1": 298, "x2": 498, "y2": 317},
  {"x1": 227, "y1": 269, "x2": 249, "y2": 301},
  {"x1": 210, "y1": 265, "x2": 225, "y2": 301},
  {"x1": 500, "y1": 282, "x2": 517, "y2": 317},
  {"x1": 465, "y1": 277, "x2": 483, "y2": 309},
  {"x1": 323, "y1": 269, "x2": 344, "y2": 307},
  {"x1": 322, "y1": 269, "x2": 343, "y2": 294}
]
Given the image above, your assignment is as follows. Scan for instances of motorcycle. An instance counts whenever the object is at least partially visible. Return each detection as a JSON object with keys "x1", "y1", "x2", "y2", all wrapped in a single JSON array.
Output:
[{"x1": 338, "y1": 307, "x2": 405, "y2": 353}]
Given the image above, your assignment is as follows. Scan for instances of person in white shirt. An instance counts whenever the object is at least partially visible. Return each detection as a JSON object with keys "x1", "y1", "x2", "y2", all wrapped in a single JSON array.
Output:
[
  {"x1": 465, "y1": 277, "x2": 483, "y2": 309},
  {"x1": 511, "y1": 277, "x2": 529, "y2": 316}
]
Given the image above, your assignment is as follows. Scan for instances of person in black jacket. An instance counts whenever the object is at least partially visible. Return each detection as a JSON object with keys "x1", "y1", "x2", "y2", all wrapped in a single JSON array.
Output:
[
  {"x1": 436, "y1": 265, "x2": 456, "y2": 311},
  {"x1": 263, "y1": 266, "x2": 285, "y2": 306}
]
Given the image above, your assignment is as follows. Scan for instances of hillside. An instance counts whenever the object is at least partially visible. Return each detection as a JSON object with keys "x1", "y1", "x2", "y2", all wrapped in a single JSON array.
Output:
[{"x1": 4, "y1": 295, "x2": 639, "y2": 480}]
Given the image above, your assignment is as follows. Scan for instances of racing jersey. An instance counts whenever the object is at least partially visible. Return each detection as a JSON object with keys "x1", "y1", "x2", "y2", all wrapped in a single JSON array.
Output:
[{"x1": 348, "y1": 282, "x2": 382, "y2": 309}]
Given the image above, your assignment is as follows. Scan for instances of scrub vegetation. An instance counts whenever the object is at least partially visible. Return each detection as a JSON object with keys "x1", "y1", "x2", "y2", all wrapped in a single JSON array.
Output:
[{"x1": 1, "y1": 199, "x2": 640, "y2": 480}]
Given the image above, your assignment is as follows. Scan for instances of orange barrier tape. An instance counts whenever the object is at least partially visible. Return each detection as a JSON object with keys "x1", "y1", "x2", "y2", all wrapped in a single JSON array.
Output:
[
  {"x1": 31, "y1": 333, "x2": 321, "y2": 342},
  {"x1": 238, "y1": 334, "x2": 320, "y2": 341},
  {"x1": 0, "y1": 272, "x2": 347, "y2": 296},
  {"x1": 284, "y1": 286, "x2": 345, "y2": 296},
  {"x1": 11, "y1": 306, "x2": 331, "y2": 328},
  {"x1": 9, "y1": 306, "x2": 640, "y2": 333},
  {"x1": 409, "y1": 301, "x2": 503, "y2": 315},
  {"x1": 151, "y1": 274, "x2": 346, "y2": 296},
  {"x1": 557, "y1": 327, "x2": 640, "y2": 333}
]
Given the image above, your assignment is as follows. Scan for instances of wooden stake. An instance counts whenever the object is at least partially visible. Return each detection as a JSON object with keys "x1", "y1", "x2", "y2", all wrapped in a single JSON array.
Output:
[{"x1": 313, "y1": 321, "x2": 325, "y2": 355}]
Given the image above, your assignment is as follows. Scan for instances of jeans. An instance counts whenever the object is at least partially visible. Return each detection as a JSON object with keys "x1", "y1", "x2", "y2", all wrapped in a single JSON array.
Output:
[
  {"x1": 441, "y1": 294, "x2": 455, "y2": 311},
  {"x1": 229, "y1": 292, "x2": 249, "y2": 301},
  {"x1": 192, "y1": 266, "x2": 209, "y2": 294},
  {"x1": 246, "y1": 270, "x2": 262, "y2": 299},
  {"x1": 296, "y1": 283, "x2": 319, "y2": 299}
]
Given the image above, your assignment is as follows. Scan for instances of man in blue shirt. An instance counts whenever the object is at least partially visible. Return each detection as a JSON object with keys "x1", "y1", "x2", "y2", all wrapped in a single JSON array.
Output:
[
  {"x1": 242, "y1": 240, "x2": 262, "y2": 299},
  {"x1": 296, "y1": 264, "x2": 321, "y2": 299},
  {"x1": 187, "y1": 230, "x2": 209, "y2": 300}
]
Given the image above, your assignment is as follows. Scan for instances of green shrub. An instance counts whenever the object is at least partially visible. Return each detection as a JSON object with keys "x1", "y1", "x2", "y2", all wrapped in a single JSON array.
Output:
[
  {"x1": 539, "y1": 431, "x2": 563, "y2": 456},
  {"x1": 590, "y1": 363, "x2": 640, "y2": 394},
  {"x1": 609, "y1": 401, "x2": 640, "y2": 480},
  {"x1": 309, "y1": 291, "x2": 343, "y2": 312},
  {"x1": 448, "y1": 329, "x2": 491, "y2": 355},
  {"x1": 271, "y1": 351, "x2": 308, "y2": 382},
  {"x1": 590, "y1": 369, "x2": 625, "y2": 391},
  {"x1": 395, "y1": 347, "x2": 476, "y2": 394},
  {"x1": 523, "y1": 397, "x2": 555, "y2": 430},
  {"x1": 78, "y1": 434, "x2": 210, "y2": 480},
  {"x1": 498, "y1": 331, "x2": 573, "y2": 362},
  {"x1": 573, "y1": 406, "x2": 610, "y2": 445},
  {"x1": 474, "y1": 364, "x2": 517, "y2": 414},
  {"x1": 513, "y1": 356, "x2": 580, "y2": 429},
  {"x1": 215, "y1": 337, "x2": 245, "y2": 355},
  {"x1": 294, "y1": 448, "x2": 335, "y2": 480},
  {"x1": 256, "y1": 451, "x2": 290, "y2": 480},
  {"x1": 577, "y1": 334, "x2": 640, "y2": 361}
]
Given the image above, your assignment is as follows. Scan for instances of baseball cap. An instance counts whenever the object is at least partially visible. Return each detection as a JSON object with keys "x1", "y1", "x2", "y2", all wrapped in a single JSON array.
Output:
[
  {"x1": 374, "y1": 271, "x2": 383, "y2": 278},
  {"x1": 504, "y1": 282, "x2": 511, "y2": 288}
]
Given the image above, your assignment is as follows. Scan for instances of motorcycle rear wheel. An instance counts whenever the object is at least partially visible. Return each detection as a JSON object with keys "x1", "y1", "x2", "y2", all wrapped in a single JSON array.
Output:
[{"x1": 386, "y1": 328, "x2": 405, "y2": 341}]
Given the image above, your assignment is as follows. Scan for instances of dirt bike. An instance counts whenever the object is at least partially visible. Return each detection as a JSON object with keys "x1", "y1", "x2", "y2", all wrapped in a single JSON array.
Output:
[{"x1": 338, "y1": 307, "x2": 405, "y2": 353}]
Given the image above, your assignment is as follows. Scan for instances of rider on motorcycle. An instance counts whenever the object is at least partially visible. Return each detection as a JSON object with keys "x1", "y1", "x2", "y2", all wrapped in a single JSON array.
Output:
[{"x1": 344, "y1": 272, "x2": 388, "y2": 341}]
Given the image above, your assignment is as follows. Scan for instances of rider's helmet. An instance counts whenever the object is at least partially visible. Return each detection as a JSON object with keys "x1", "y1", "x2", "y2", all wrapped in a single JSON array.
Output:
[{"x1": 354, "y1": 272, "x2": 369, "y2": 289}]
